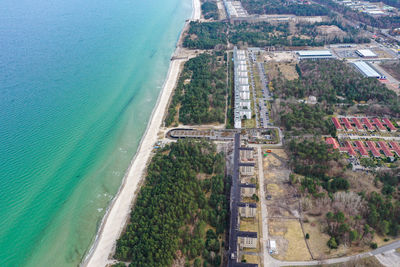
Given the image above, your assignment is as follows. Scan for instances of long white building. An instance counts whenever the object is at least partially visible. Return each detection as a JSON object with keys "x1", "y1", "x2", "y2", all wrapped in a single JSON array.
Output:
[
  {"x1": 233, "y1": 47, "x2": 252, "y2": 129},
  {"x1": 353, "y1": 61, "x2": 385, "y2": 79}
]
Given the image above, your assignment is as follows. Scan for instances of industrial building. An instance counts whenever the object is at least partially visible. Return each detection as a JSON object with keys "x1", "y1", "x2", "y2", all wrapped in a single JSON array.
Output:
[
  {"x1": 356, "y1": 49, "x2": 377, "y2": 58},
  {"x1": 296, "y1": 50, "x2": 334, "y2": 60},
  {"x1": 233, "y1": 47, "x2": 252, "y2": 129},
  {"x1": 352, "y1": 61, "x2": 385, "y2": 79}
]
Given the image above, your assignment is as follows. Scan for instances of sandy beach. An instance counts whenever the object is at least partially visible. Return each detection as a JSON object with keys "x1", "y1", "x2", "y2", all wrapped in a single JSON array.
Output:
[{"x1": 82, "y1": 0, "x2": 201, "y2": 266}]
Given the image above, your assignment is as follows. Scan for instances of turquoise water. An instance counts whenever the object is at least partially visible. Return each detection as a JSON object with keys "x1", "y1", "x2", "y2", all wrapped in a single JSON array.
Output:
[{"x1": 0, "y1": 0, "x2": 191, "y2": 266}]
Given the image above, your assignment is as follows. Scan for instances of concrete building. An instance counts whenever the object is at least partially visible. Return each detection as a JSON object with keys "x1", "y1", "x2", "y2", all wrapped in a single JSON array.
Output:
[
  {"x1": 224, "y1": 0, "x2": 248, "y2": 19},
  {"x1": 240, "y1": 183, "x2": 257, "y2": 197},
  {"x1": 240, "y1": 147, "x2": 254, "y2": 161},
  {"x1": 238, "y1": 231, "x2": 258, "y2": 249},
  {"x1": 239, "y1": 162, "x2": 255, "y2": 176},
  {"x1": 238, "y1": 202, "x2": 257, "y2": 218},
  {"x1": 353, "y1": 61, "x2": 385, "y2": 79},
  {"x1": 234, "y1": 47, "x2": 252, "y2": 128}
]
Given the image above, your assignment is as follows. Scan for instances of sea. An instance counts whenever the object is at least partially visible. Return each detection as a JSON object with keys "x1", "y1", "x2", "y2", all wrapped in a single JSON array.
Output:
[{"x1": 0, "y1": 0, "x2": 192, "y2": 266}]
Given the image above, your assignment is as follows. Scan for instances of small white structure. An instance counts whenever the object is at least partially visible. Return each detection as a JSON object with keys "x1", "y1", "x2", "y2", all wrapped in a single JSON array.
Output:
[{"x1": 269, "y1": 239, "x2": 277, "y2": 254}]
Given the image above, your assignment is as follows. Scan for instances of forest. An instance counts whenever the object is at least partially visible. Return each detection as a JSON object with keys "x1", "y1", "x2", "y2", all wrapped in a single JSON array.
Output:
[
  {"x1": 183, "y1": 20, "x2": 370, "y2": 49},
  {"x1": 288, "y1": 139, "x2": 348, "y2": 195},
  {"x1": 289, "y1": 140, "x2": 400, "y2": 248},
  {"x1": 183, "y1": 22, "x2": 228, "y2": 49},
  {"x1": 279, "y1": 102, "x2": 336, "y2": 136},
  {"x1": 241, "y1": 0, "x2": 330, "y2": 16},
  {"x1": 165, "y1": 52, "x2": 227, "y2": 126},
  {"x1": 201, "y1": 1, "x2": 219, "y2": 20},
  {"x1": 114, "y1": 140, "x2": 228, "y2": 267},
  {"x1": 272, "y1": 60, "x2": 400, "y2": 115}
]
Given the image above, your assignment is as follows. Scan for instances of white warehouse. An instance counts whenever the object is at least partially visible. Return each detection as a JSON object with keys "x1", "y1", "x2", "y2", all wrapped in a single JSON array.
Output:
[{"x1": 353, "y1": 61, "x2": 385, "y2": 79}]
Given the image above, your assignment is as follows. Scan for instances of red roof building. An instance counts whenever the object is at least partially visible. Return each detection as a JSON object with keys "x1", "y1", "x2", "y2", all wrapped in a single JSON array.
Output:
[
  {"x1": 389, "y1": 141, "x2": 400, "y2": 157},
  {"x1": 361, "y1": 118, "x2": 375, "y2": 131},
  {"x1": 332, "y1": 117, "x2": 343, "y2": 131},
  {"x1": 377, "y1": 141, "x2": 394, "y2": 157},
  {"x1": 341, "y1": 117, "x2": 354, "y2": 131},
  {"x1": 344, "y1": 141, "x2": 357, "y2": 157},
  {"x1": 354, "y1": 140, "x2": 369, "y2": 157},
  {"x1": 366, "y1": 141, "x2": 381, "y2": 157},
  {"x1": 372, "y1": 118, "x2": 386, "y2": 132},
  {"x1": 351, "y1": 118, "x2": 365, "y2": 131},
  {"x1": 382, "y1": 118, "x2": 397, "y2": 132},
  {"x1": 326, "y1": 137, "x2": 339, "y2": 149}
]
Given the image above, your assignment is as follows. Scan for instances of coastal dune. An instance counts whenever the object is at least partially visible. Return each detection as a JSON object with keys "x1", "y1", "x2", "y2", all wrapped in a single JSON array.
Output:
[{"x1": 82, "y1": 0, "x2": 201, "y2": 266}]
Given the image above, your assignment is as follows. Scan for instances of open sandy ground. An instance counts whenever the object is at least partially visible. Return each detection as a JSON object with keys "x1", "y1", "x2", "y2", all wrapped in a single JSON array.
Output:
[{"x1": 82, "y1": 0, "x2": 201, "y2": 266}]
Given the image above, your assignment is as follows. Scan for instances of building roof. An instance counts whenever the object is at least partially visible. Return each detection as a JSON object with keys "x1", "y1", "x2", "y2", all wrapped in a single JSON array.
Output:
[
  {"x1": 353, "y1": 61, "x2": 382, "y2": 78},
  {"x1": 296, "y1": 50, "x2": 332, "y2": 56},
  {"x1": 382, "y1": 118, "x2": 396, "y2": 131},
  {"x1": 372, "y1": 118, "x2": 386, "y2": 131},
  {"x1": 389, "y1": 141, "x2": 400, "y2": 156},
  {"x1": 240, "y1": 183, "x2": 257, "y2": 188},
  {"x1": 366, "y1": 141, "x2": 381, "y2": 157},
  {"x1": 326, "y1": 137, "x2": 339, "y2": 149},
  {"x1": 344, "y1": 141, "x2": 357, "y2": 156},
  {"x1": 332, "y1": 117, "x2": 344, "y2": 130},
  {"x1": 239, "y1": 147, "x2": 254, "y2": 151},
  {"x1": 361, "y1": 118, "x2": 375, "y2": 131},
  {"x1": 354, "y1": 140, "x2": 369, "y2": 157},
  {"x1": 377, "y1": 141, "x2": 393, "y2": 157},
  {"x1": 351, "y1": 117, "x2": 364, "y2": 130},
  {"x1": 233, "y1": 263, "x2": 258, "y2": 267},
  {"x1": 238, "y1": 202, "x2": 257, "y2": 208},
  {"x1": 237, "y1": 231, "x2": 258, "y2": 238},
  {"x1": 239, "y1": 162, "x2": 255, "y2": 167},
  {"x1": 341, "y1": 117, "x2": 354, "y2": 131},
  {"x1": 356, "y1": 49, "x2": 377, "y2": 57}
]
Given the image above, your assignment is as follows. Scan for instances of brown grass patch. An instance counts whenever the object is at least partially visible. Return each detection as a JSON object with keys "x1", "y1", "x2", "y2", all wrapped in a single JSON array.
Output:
[{"x1": 269, "y1": 219, "x2": 312, "y2": 261}]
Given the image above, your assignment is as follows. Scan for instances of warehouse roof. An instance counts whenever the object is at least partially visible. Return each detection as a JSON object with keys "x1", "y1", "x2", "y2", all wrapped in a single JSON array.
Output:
[
  {"x1": 296, "y1": 50, "x2": 332, "y2": 56},
  {"x1": 353, "y1": 61, "x2": 382, "y2": 78},
  {"x1": 356, "y1": 49, "x2": 377, "y2": 57}
]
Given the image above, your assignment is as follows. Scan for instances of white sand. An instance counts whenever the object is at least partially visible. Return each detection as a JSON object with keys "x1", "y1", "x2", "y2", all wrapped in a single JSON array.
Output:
[{"x1": 82, "y1": 0, "x2": 201, "y2": 266}]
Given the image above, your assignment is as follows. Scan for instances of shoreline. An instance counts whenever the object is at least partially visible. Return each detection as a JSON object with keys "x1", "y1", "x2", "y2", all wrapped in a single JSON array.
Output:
[{"x1": 81, "y1": 0, "x2": 201, "y2": 266}]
